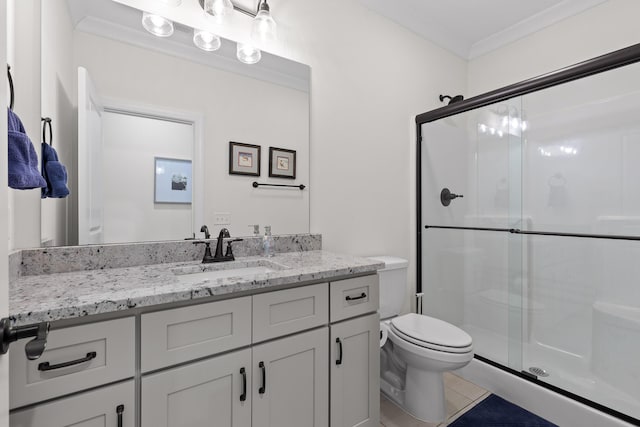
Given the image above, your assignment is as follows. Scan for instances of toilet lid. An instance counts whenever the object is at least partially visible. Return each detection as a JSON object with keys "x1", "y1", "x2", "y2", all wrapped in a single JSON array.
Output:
[{"x1": 391, "y1": 313, "x2": 472, "y2": 352}]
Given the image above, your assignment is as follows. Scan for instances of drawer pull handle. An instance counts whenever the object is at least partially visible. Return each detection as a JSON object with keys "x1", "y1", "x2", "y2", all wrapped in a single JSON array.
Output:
[
  {"x1": 240, "y1": 367, "x2": 247, "y2": 402},
  {"x1": 117, "y1": 404, "x2": 124, "y2": 427},
  {"x1": 336, "y1": 338, "x2": 343, "y2": 365},
  {"x1": 345, "y1": 292, "x2": 367, "y2": 301},
  {"x1": 37, "y1": 351, "x2": 97, "y2": 371},
  {"x1": 259, "y1": 361, "x2": 266, "y2": 394}
]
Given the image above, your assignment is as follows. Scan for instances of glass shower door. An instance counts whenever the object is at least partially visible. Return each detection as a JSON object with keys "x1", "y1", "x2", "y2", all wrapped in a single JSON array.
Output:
[{"x1": 420, "y1": 99, "x2": 524, "y2": 370}]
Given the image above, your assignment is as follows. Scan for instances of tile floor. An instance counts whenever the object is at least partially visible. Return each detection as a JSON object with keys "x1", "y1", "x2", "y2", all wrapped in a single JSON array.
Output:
[{"x1": 380, "y1": 372, "x2": 491, "y2": 427}]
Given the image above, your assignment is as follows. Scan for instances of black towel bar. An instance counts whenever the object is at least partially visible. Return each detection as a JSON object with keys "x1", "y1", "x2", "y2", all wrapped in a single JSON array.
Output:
[
  {"x1": 7, "y1": 65, "x2": 14, "y2": 110},
  {"x1": 252, "y1": 181, "x2": 306, "y2": 190},
  {"x1": 41, "y1": 117, "x2": 52, "y2": 146}
]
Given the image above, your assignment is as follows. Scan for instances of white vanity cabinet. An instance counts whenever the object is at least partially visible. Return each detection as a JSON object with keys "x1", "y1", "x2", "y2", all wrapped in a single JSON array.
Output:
[
  {"x1": 9, "y1": 273, "x2": 379, "y2": 427},
  {"x1": 329, "y1": 276, "x2": 380, "y2": 427}
]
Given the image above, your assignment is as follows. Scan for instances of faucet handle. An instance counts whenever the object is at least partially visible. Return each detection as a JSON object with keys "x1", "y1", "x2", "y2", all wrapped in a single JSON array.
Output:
[{"x1": 225, "y1": 239, "x2": 243, "y2": 259}]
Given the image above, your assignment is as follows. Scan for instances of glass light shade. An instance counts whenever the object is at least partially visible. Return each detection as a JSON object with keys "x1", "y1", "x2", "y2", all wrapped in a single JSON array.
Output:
[
  {"x1": 193, "y1": 29, "x2": 221, "y2": 51},
  {"x1": 142, "y1": 12, "x2": 174, "y2": 37},
  {"x1": 236, "y1": 43, "x2": 261, "y2": 65},
  {"x1": 251, "y1": 9, "x2": 277, "y2": 43},
  {"x1": 204, "y1": 0, "x2": 233, "y2": 19}
]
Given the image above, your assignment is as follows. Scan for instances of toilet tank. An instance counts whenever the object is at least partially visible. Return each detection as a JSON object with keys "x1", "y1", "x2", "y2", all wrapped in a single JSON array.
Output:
[{"x1": 368, "y1": 256, "x2": 409, "y2": 319}]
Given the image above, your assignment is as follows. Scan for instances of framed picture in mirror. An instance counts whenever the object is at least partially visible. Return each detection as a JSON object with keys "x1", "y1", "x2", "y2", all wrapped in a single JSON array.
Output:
[
  {"x1": 154, "y1": 157, "x2": 192, "y2": 204},
  {"x1": 229, "y1": 141, "x2": 261, "y2": 176},
  {"x1": 269, "y1": 147, "x2": 296, "y2": 179}
]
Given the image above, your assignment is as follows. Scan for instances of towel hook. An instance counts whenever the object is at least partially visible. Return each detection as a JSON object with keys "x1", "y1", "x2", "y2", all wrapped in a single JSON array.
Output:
[
  {"x1": 41, "y1": 117, "x2": 52, "y2": 146},
  {"x1": 7, "y1": 65, "x2": 14, "y2": 110}
]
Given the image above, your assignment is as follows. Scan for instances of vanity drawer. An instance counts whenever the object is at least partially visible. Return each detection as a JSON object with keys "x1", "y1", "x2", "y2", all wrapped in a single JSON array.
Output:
[
  {"x1": 10, "y1": 317, "x2": 135, "y2": 409},
  {"x1": 141, "y1": 296, "x2": 251, "y2": 372},
  {"x1": 330, "y1": 275, "x2": 379, "y2": 322},
  {"x1": 253, "y1": 283, "x2": 329, "y2": 343},
  {"x1": 10, "y1": 380, "x2": 135, "y2": 427}
]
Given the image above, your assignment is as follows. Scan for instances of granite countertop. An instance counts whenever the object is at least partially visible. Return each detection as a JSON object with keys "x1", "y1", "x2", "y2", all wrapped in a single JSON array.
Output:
[{"x1": 10, "y1": 251, "x2": 384, "y2": 326}]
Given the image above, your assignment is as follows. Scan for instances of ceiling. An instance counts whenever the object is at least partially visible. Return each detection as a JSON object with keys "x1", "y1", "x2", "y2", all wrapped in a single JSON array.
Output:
[{"x1": 359, "y1": 0, "x2": 608, "y2": 59}]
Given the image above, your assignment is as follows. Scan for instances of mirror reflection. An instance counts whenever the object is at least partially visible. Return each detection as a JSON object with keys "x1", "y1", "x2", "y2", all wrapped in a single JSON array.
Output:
[{"x1": 34, "y1": 0, "x2": 310, "y2": 247}]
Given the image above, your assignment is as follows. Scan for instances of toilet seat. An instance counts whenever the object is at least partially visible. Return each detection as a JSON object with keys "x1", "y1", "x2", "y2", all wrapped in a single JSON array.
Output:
[{"x1": 390, "y1": 313, "x2": 472, "y2": 354}]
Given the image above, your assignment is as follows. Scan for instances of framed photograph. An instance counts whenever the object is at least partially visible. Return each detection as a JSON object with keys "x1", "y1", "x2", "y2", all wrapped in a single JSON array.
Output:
[
  {"x1": 154, "y1": 157, "x2": 192, "y2": 204},
  {"x1": 269, "y1": 147, "x2": 296, "y2": 179},
  {"x1": 229, "y1": 141, "x2": 261, "y2": 176}
]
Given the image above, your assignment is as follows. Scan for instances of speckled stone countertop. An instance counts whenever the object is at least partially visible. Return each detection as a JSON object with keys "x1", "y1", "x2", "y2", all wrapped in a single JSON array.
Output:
[{"x1": 9, "y1": 251, "x2": 384, "y2": 326}]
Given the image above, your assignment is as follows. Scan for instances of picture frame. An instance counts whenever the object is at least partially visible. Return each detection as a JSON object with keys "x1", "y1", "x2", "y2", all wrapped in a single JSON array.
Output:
[
  {"x1": 154, "y1": 157, "x2": 192, "y2": 204},
  {"x1": 268, "y1": 147, "x2": 296, "y2": 179},
  {"x1": 229, "y1": 141, "x2": 261, "y2": 176}
]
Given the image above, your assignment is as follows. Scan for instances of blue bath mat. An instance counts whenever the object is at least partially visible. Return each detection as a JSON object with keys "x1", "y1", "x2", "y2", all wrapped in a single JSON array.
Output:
[{"x1": 449, "y1": 394, "x2": 558, "y2": 427}]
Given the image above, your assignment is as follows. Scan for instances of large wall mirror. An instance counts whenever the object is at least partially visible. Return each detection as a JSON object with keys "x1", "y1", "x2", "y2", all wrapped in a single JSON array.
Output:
[{"x1": 13, "y1": 0, "x2": 309, "y2": 248}]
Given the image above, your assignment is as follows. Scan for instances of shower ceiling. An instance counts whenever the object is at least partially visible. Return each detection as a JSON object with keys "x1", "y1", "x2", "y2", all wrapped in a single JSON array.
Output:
[{"x1": 358, "y1": 0, "x2": 607, "y2": 59}]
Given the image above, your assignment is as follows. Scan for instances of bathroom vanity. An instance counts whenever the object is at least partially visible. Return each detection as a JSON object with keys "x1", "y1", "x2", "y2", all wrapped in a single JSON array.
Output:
[{"x1": 6, "y1": 241, "x2": 382, "y2": 427}]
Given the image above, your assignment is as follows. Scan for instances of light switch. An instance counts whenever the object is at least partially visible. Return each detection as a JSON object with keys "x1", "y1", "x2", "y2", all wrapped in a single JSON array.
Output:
[{"x1": 214, "y1": 212, "x2": 231, "y2": 225}]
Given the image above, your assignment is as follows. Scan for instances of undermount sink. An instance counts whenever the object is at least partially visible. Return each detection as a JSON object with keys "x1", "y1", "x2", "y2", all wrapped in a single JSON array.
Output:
[{"x1": 171, "y1": 259, "x2": 288, "y2": 284}]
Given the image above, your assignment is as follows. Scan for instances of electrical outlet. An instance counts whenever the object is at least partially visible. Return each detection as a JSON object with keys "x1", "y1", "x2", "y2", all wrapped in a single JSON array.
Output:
[{"x1": 214, "y1": 212, "x2": 231, "y2": 225}]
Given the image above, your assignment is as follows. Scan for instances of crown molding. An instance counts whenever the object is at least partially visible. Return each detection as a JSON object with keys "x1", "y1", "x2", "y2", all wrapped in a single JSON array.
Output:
[{"x1": 468, "y1": 0, "x2": 607, "y2": 59}]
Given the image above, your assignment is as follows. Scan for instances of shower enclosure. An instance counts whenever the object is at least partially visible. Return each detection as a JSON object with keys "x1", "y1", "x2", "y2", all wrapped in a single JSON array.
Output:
[{"x1": 417, "y1": 44, "x2": 640, "y2": 424}]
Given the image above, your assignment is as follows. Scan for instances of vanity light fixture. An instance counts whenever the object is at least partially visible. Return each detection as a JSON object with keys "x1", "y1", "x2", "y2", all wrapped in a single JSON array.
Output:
[
  {"x1": 142, "y1": 0, "x2": 279, "y2": 64},
  {"x1": 193, "y1": 29, "x2": 222, "y2": 51},
  {"x1": 237, "y1": 43, "x2": 262, "y2": 64},
  {"x1": 142, "y1": 12, "x2": 174, "y2": 37}
]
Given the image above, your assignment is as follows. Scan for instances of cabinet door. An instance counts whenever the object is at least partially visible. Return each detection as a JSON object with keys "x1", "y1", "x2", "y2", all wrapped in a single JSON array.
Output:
[
  {"x1": 10, "y1": 380, "x2": 134, "y2": 427},
  {"x1": 142, "y1": 348, "x2": 251, "y2": 427},
  {"x1": 330, "y1": 313, "x2": 380, "y2": 427},
  {"x1": 252, "y1": 327, "x2": 328, "y2": 427}
]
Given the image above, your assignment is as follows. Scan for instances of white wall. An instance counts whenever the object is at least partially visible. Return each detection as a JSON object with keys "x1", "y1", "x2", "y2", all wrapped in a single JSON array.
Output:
[
  {"x1": 40, "y1": 0, "x2": 75, "y2": 246},
  {"x1": 468, "y1": 0, "x2": 640, "y2": 96},
  {"x1": 102, "y1": 112, "x2": 193, "y2": 243},
  {"x1": 272, "y1": 0, "x2": 468, "y2": 312},
  {"x1": 74, "y1": 31, "x2": 310, "y2": 239}
]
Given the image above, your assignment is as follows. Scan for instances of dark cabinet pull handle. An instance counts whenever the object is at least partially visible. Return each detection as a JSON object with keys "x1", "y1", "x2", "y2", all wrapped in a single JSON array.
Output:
[
  {"x1": 258, "y1": 361, "x2": 266, "y2": 394},
  {"x1": 336, "y1": 338, "x2": 343, "y2": 365},
  {"x1": 240, "y1": 367, "x2": 247, "y2": 401},
  {"x1": 116, "y1": 404, "x2": 124, "y2": 427},
  {"x1": 37, "y1": 351, "x2": 97, "y2": 371},
  {"x1": 345, "y1": 292, "x2": 367, "y2": 301}
]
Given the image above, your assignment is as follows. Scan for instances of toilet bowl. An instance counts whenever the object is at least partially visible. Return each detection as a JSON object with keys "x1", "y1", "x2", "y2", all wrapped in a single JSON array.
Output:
[
  {"x1": 387, "y1": 313, "x2": 473, "y2": 422},
  {"x1": 370, "y1": 256, "x2": 474, "y2": 423}
]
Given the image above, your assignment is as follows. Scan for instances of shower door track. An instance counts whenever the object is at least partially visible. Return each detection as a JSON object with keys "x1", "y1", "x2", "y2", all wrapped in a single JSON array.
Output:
[{"x1": 424, "y1": 225, "x2": 640, "y2": 242}]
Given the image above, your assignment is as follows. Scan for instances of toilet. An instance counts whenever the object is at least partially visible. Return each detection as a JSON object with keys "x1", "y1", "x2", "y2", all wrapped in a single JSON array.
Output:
[{"x1": 370, "y1": 256, "x2": 474, "y2": 423}]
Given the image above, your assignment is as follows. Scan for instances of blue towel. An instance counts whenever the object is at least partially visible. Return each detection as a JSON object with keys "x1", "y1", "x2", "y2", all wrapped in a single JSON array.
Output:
[
  {"x1": 8, "y1": 108, "x2": 47, "y2": 189},
  {"x1": 41, "y1": 142, "x2": 69, "y2": 198}
]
